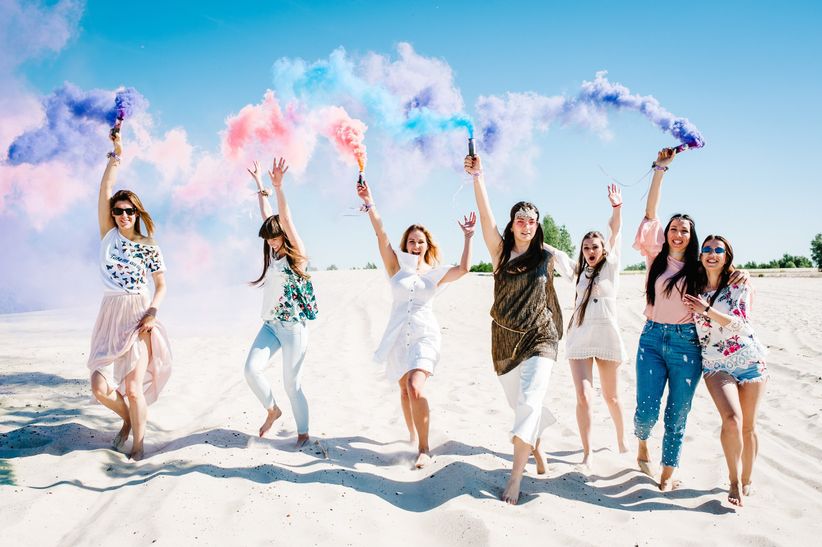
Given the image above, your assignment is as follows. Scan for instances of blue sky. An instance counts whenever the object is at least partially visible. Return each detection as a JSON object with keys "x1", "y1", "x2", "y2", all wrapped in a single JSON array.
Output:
[{"x1": 3, "y1": 0, "x2": 821, "y2": 310}]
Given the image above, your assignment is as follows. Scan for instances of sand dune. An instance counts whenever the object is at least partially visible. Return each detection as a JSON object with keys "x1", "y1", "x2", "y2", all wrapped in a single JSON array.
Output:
[{"x1": 1, "y1": 272, "x2": 821, "y2": 545}]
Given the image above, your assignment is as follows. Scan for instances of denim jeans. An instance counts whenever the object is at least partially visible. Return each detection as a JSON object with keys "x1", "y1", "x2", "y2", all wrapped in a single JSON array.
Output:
[
  {"x1": 633, "y1": 320, "x2": 702, "y2": 467},
  {"x1": 244, "y1": 320, "x2": 309, "y2": 434}
]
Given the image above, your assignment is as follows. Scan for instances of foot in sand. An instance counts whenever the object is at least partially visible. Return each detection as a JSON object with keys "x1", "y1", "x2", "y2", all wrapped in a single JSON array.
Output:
[
  {"x1": 112, "y1": 420, "x2": 130, "y2": 451},
  {"x1": 742, "y1": 482, "x2": 753, "y2": 496},
  {"x1": 637, "y1": 441, "x2": 654, "y2": 477},
  {"x1": 728, "y1": 482, "x2": 743, "y2": 506},
  {"x1": 532, "y1": 443, "x2": 546, "y2": 475},
  {"x1": 129, "y1": 444, "x2": 144, "y2": 462},
  {"x1": 414, "y1": 452, "x2": 431, "y2": 469},
  {"x1": 295, "y1": 433, "x2": 310, "y2": 449},
  {"x1": 618, "y1": 441, "x2": 629, "y2": 454},
  {"x1": 658, "y1": 478, "x2": 681, "y2": 491},
  {"x1": 578, "y1": 452, "x2": 593, "y2": 474},
  {"x1": 501, "y1": 475, "x2": 522, "y2": 505},
  {"x1": 259, "y1": 406, "x2": 282, "y2": 438}
]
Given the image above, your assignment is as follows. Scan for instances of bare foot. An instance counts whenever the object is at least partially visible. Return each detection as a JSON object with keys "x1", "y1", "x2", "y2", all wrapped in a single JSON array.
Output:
[
  {"x1": 658, "y1": 478, "x2": 682, "y2": 491},
  {"x1": 637, "y1": 459, "x2": 654, "y2": 477},
  {"x1": 409, "y1": 433, "x2": 418, "y2": 445},
  {"x1": 532, "y1": 443, "x2": 546, "y2": 475},
  {"x1": 112, "y1": 420, "x2": 130, "y2": 451},
  {"x1": 414, "y1": 452, "x2": 431, "y2": 469},
  {"x1": 501, "y1": 475, "x2": 522, "y2": 505},
  {"x1": 742, "y1": 482, "x2": 753, "y2": 496},
  {"x1": 295, "y1": 433, "x2": 310, "y2": 449},
  {"x1": 129, "y1": 444, "x2": 144, "y2": 462},
  {"x1": 617, "y1": 441, "x2": 629, "y2": 454},
  {"x1": 578, "y1": 452, "x2": 593, "y2": 474},
  {"x1": 728, "y1": 482, "x2": 743, "y2": 506},
  {"x1": 259, "y1": 406, "x2": 282, "y2": 438}
]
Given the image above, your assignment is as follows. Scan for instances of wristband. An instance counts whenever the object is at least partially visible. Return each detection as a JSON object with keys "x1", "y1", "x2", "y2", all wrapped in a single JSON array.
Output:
[
  {"x1": 257, "y1": 189, "x2": 270, "y2": 197},
  {"x1": 144, "y1": 307, "x2": 158, "y2": 317},
  {"x1": 612, "y1": 203, "x2": 622, "y2": 208},
  {"x1": 360, "y1": 203, "x2": 374, "y2": 212},
  {"x1": 703, "y1": 305, "x2": 710, "y2": 314},
  {"x1": 652, "y1": 162, "x2": 668, "y2": 172},
  {"x1": 107, "y1": 151, "x2": 121, "y2": 163}
]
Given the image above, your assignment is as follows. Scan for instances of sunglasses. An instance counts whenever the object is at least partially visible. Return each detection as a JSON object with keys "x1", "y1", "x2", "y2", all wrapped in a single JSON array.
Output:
[
  {"x1": 112, "y1": 207, "x2": 137, "y2": 216},
  {"x1": 701, "y1": 246, "x2": 726, "y2": 254}
]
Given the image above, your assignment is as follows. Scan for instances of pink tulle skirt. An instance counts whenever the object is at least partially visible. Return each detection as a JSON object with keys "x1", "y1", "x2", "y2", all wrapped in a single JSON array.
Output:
[{"x1": 87, "y1": 292, "x2": 172, "y2": 405}]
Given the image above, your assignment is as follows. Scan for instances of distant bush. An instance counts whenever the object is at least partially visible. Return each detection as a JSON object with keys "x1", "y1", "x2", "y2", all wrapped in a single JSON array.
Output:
[
  {"x1": 364, "y1": 262, "x2": 377, "y2": 270},
  {"x1": 740, "y1": 253, "x2": 813, "y2": 269},
  {"x1": 811, "y1": 233, "x2": 822, "y2": 270},
  {"x1": 326, "y1": 264, "x2": 338, "y2": 271},
  {"x1": 470, "y1": 261, "x2": 494, "y2": 273},
  {"x1": 624, "y1": 262, "x2": 647, "y2": 271}
]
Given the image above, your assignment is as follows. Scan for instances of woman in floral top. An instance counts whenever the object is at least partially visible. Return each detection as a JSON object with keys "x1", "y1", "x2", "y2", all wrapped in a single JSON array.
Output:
[
  {"x1": 244, "y1": 158, "x2": 318, "y2": 448},
  {"x1": 684, "y1": 235, "x2": 767, "y2": 507},
  {"x1": 88, "y1": 132, "x2": 173, "y2": 461}
]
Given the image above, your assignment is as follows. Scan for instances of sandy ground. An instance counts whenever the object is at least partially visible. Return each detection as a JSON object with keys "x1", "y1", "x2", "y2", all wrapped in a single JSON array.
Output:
[{"x1": 1, "y1": 272, "x2": 821, "y2": 546}]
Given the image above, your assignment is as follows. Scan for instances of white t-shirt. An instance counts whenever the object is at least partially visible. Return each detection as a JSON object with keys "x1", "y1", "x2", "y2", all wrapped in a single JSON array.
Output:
[{"x1": 99, "y1": 228, "x2": 165, "y2": 294}]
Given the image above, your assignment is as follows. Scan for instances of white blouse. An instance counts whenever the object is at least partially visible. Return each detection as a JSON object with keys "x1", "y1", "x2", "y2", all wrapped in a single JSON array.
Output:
[{"x1": 99, "y1": 228, "x2": 165, "y2": 294}]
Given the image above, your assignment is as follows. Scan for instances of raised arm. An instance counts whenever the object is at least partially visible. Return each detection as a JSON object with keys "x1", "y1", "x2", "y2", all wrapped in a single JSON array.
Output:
[
  {"x1": 98, "y1": 134, "x2": 122, "y2": 238},
  {"x1": 464, "y1": 154, "x2": 503, "y2": 267},
  {"x1": 356, "y1": 179, "x2": 400, "y2": 276},
  {"x1": 438, "y1": 212, "x2": 476, "y2": 286},
  {"x1": 247, "y1": 160, "x2": 274, "y2": 220},
  {"x1": 644, "y1": 148, "x2": 676, "y2": 220},
  {"x1": 268, "y1": 158, "x2": 307, "y2": 266},
  {"x1": 607, "y1": 183, "x2": 622, "y2": 250}
]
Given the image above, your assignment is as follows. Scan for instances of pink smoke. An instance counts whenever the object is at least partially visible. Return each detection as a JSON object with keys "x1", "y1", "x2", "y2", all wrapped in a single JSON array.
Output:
[
  {"x1": 316, "y1": 106, "x2": 368, "y2": 171},
  {"x1": 0, "y1": 161, "x2": 87, "y2": 230}
]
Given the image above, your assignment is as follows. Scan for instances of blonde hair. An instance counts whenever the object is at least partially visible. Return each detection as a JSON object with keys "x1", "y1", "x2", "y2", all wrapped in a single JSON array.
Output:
[{"x1": 400, "y1": 224, "x2": 440, "y2": 266}]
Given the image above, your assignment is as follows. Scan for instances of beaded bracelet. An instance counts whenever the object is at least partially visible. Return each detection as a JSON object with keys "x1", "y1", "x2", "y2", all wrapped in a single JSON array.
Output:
[
  {"x1": 651, "y1": 162, "x2": 668, "y2": 172},
  {"x1": 107, "y1": 151, "x2": 121, "y2": 163},
  {"x1": 360, "y1": 203, "x2": 374, "y2": 213}
]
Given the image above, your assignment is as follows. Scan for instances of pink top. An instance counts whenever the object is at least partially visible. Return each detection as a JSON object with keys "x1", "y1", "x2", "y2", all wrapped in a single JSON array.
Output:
[{"x1": 633, "y1": 217, "x2": 693, "y2": 324}]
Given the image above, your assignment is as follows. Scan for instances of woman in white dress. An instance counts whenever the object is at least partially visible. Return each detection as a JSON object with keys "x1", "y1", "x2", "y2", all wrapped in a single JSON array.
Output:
[
  {"x1": 356, "y1": 179, "x2": 475, "y2": 468},
  {"x1": 565, "y1": 184, "x2": 629, "y2": 468}
]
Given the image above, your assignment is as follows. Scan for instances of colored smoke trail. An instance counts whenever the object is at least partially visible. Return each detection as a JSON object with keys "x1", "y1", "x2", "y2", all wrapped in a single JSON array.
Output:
[
  {"x1": 317, "y1": 106, "x2": 368, "y2": 171},
  {"x1": 576, "y1": 71, "x2": 704, "y2": 148},
  {"x1": 6, "y1": 83, "x2": 148, "y2": 166}
]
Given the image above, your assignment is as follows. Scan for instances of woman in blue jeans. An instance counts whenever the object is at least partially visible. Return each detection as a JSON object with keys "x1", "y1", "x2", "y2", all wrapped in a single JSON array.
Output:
[
  {"x1": 632, "y1": 148, "x2": 745, "y2": 490},
  {"x1": 244, "y1": 158, "x2": 318, "y2": 447}
]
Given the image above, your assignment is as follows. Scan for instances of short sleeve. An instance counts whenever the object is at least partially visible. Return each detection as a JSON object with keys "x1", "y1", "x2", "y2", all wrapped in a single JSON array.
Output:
[
  {"x1": 145, "y1": 245, "x2": 166, "y2": 274},
  {"x1": 547, "y1": 246, "x2": 576, "y2": 280},
  {"x1": 724, "y1": 284, "x2": 752, "y2": 332},
  {"x1": 633, "y1": 217, "x2": 664, "y2": 264},
  {"x1": 606, "y1": 227, "x2": 622, "y2": 266}
]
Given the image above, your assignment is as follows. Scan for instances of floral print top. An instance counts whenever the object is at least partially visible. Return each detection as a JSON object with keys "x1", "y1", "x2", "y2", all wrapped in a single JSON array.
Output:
[
  {"x1": 99, "y1": 228, "x2": 165, "y2": 294},
  {"x1": 693, "y1": 283, "x2": 767, "y2": 373},
  {"x1": 261, "y1": 254, "x2": 318, "y2": 322}
]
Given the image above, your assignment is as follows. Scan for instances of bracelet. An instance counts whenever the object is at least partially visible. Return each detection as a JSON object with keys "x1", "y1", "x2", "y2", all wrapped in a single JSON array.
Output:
[
  {"x1": 703, "y1": 305, "x2": 710, "y2": 314},
  {"x1": 471, "y1": 171, "x2": 483, "y2": 177},
  {"x1": 107, "y1": 151, "x2": 121, "y2": 163},
  {"x1": 612, "y1": 203, "x2": 622, "y2": 208},
  {"x1": 360, "y1": 203, "x2": 374, "y2": 212},
  {"x1": 144, "y1": 307, "x2": 158, "y2": 317},
  {"x1": 257, "y1": 189, "x2": 270, "y2": 197},
  {"x1": 651, "y1": 162, "x2": 668, "y2": 172}
]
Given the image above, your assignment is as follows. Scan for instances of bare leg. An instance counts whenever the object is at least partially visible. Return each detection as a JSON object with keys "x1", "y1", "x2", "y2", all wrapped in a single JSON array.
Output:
[
  {"x1": 596, "y1": 358, "x2": 628, "y2": 453},
  {"x1": 705, "y1": 372, "x2": 743, "y2": 505},
  {"x1": 532, "y1": 438, "x2": 546, "y2": 475},
  {"x1": 398, "y1": 376, "x2": 416, "y2": 444},
  {"x1": 739, "y1": 379, "x2": 767, "y2": 497},
  {"x1": 90, "y1": 371, "x2": 131, "y2": 449},
  {"x1": 658, "y1": 465, "x2": 681, "y2": 492},
  {"x1": 406, "y1": 370, "x2": 430, "y2": 468},
  {"x1": 124, "y1": 332, "x2": 151, "y2": 461},
  {"x1": 569, "y1": 358, "x2": 595, "y2": 466},
  {"x1": 502, "y1": 436, "x2": 532, "y2": 504}
]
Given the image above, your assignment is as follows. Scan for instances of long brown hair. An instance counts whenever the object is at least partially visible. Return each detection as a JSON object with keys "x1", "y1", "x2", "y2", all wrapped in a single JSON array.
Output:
[
  {"x1": 400, "y1": 224, "x2": 441, "y2": 266},
  {"x1": 697, "y1": 234, "x2": 735, "y2": 307},
  {"x1": 109, "y1": 189, "x2": 155, "y2": 237},
  {"x1": 646, "y1": 213, "x2": 700, "y2": 305},
  {"x1": 496, "y1": 201, "x2": 545, "y2": 275},
  {"x1": 251, "y1": 215, "x2": 309, "y2": 285},
  {"x1": 569, "y1": 231, "x2": 607, "y2": 328}
]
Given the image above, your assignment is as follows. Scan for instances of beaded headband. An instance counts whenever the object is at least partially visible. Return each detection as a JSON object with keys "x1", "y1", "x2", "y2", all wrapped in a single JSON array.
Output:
[{"x1": 514, "y1": 205, "x2": 539, "y2": 221}]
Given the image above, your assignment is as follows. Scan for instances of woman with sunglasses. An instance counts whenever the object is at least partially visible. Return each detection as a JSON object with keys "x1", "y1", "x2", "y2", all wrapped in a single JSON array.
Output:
[
  {"x1": 565, "y1": 184, "x2": 629, "y2": 469},
  {"x1": 633, "y1": 148, "x2": 747, "y2": 490},
  {"x1": 683, "y1": 236, "x2": 767, "y2": 506},
  {"x1": 464, "y1": 153, "x2": 574, "y2": 504},
  {"x1": 244, "y1": 158, "x2": 318, "y2": 448},
  {"x1": 356, "y1": 178, "x2": 475, "y2": 469},
  {"x1": 88, "y1": 132, "x2": 172, "y2": 461}
]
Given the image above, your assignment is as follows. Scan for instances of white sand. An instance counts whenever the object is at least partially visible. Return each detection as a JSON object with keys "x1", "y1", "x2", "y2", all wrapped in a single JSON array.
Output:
[{"x1": 1, "y1": 272, "x2": 821, "y2": 546}]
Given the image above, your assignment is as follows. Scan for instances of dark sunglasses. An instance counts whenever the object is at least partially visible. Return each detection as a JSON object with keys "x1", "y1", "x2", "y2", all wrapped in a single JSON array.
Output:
[
  {"x1": 112, "y1": 207, "x2": 137, "y2": 216},
  {"x1": 701, "y1": 246, "x2": 726, "y2": 254}
]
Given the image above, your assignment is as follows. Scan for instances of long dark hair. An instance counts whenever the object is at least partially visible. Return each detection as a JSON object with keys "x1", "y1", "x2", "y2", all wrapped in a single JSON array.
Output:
[
  {"x1": 569, "y1": 231, "x2": 607, "y2": 328},
  {"x1": 645, "y1": 213, "x2": 700, "y2": 305},
  {"x1": 250, "y1": 215, "x2": 309, "y2": 286},
  {"x1": 495, "y1": 201, "x2": 546, "y2": 275},
  {"x1": 697, "y1": 235, "x2": 735, "y2": 307},
  {"x1": 109, "y1": 189, "x2": 155, "y2": 237}
]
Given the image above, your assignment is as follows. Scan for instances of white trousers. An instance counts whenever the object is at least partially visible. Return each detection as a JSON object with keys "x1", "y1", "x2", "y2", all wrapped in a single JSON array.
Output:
[{"x1": 498, "y1": 356, "x2": 554, "y2": 448}]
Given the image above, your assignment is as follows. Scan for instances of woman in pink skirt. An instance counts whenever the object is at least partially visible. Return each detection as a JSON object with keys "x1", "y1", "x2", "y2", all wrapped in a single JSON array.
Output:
[{"x1": 87, "y1": 133, "x2": 172, "y2": 461}]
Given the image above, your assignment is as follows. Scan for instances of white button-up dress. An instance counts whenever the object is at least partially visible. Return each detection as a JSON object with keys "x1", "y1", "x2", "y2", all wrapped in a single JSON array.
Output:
[{"x1": 374, "y1": 251, "x2": 451, "y2": 383}]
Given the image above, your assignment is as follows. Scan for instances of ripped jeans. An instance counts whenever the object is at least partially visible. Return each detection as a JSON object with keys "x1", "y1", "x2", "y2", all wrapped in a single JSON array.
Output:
[{"x1": 633, "y1": 320, "x2": 702, "y2": 467}]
